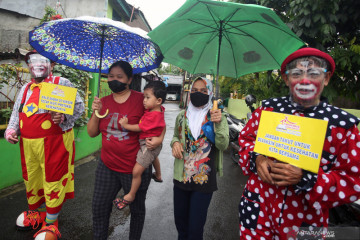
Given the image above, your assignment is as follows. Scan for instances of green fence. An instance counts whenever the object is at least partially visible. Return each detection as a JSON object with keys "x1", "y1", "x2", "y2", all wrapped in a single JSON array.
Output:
[{"x1": 0, "y1": 125, "x2": 101, "y2": 190}]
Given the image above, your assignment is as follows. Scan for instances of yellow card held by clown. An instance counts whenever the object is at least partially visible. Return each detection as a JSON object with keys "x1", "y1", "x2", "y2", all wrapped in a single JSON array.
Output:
[
  {"x1": 254, "y1": 111, "x2": 328, "y2": 173},
  {"x1": 39, "y1": 82, "x2": 78, "y2": 115}
]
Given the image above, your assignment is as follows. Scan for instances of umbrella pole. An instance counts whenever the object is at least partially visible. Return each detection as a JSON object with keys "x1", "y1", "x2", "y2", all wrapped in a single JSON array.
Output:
[
  {"x1": 95, "y1": 26, "x2": 109, "y2": 118},
  {"x1": 213, "y1": 21, "x2": 223, "y2": 111}
]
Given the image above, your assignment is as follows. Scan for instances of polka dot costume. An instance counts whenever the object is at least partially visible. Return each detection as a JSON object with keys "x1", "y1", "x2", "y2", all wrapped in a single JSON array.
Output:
[{"x1": 238, "y1": 96, "x2": 360, "y2": 239}]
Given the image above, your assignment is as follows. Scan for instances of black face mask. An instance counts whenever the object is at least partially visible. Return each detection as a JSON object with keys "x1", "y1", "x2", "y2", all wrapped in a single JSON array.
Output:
[
  {"x1": 190, "y1": 92, "x2": 209, "y2": 107},
  {"x1": 108, "y1": 80, "x2": 127, "y2": 93}
]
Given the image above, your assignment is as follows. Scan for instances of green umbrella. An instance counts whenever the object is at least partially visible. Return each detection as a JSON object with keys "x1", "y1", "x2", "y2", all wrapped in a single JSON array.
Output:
[{"x1": 148, "y1": 0, "x2": 305, "y2": 100}]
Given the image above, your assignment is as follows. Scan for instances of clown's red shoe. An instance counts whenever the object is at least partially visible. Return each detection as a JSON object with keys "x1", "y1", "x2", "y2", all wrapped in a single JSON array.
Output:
[
  {"x1": 16, "y1": 210, "x2": 45, "y2": 230},
  {"x1": 33, "y1": 223, "x2": 61, "y2": 240}
]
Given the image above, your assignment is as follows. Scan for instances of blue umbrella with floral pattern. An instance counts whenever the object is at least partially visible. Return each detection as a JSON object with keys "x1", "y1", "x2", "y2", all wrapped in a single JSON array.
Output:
[
  {"x1": 29, "y1": 16, "x2": 163, "y2": 88},
  {"x1": 29, "y1": 16, "x2": 163, "y2": 117}
]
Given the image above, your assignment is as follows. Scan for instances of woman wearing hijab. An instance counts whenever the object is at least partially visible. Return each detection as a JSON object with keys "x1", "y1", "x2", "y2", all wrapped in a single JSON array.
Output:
[{"x1": 171, "y1": 77, "x2": 229, "y2": 240}]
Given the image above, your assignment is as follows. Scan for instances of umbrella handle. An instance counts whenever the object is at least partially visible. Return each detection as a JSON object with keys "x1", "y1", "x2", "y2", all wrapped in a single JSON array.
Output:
[
  {"x1": 95, "y1": 109, "x2": 109, "y2": 118},
  {"x1": 212, "y1": 100, "x2": 218, "y2": 110}
]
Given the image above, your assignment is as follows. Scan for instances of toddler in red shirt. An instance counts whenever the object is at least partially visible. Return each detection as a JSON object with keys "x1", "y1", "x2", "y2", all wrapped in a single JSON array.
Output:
[{"x1": 114, "y1": 81, "x2": 166, "y2": 210}]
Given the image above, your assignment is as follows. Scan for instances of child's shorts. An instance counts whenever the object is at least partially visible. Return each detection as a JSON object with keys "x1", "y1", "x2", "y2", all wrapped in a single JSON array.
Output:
[{"x1": 136, "y1": 139, "x2": 162, "y2": 168}]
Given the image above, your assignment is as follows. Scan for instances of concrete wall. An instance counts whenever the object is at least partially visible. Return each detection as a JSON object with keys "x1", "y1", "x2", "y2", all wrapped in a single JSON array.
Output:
[{"x1": 0, "y1": 0, "x2": 108, "y2": 52}]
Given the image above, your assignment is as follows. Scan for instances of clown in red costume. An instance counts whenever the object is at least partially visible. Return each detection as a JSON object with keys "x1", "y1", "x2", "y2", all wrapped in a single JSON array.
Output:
[
  {"x1": 4, "y1": 51, "x2": 84, "y2": 240},
  {"x1": 238, "y1": 48, "x2": 360, "y2": 240}
]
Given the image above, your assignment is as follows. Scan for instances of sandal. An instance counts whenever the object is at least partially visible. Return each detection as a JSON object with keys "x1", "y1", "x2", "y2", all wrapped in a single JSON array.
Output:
[
  {"x1": 113, "y1": 196, "x2": 132, "y2": 210},
  {"x1": 152, "y1": 172, "x2": 163, "y2": 183}
]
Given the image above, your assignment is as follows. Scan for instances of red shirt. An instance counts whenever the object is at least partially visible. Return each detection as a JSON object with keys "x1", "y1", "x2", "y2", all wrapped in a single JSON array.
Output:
[
  {"x1": 97, "y1": 90, "x2": 145, "y2": 173},
  {"x1": 139, "y1": 106, "x2": 165, "y2": 139}
]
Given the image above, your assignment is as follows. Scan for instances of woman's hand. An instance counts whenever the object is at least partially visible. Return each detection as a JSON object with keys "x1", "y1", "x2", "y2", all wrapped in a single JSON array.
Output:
[
  {"x1": 256, "y1": 155, "x2": 274, "y2": 185},
  {"x1": 210, "y1": 109, "x2": 222, "y2": 123},
  {"x1": 172, "y1": 141, "x2": 184, "y2": 159},
  {"x1": 92, "y1": 97, "x2": 102, "y2": 112},
  {"x1": 270, "y1": 162, "x2": 303, "y2": 186}
]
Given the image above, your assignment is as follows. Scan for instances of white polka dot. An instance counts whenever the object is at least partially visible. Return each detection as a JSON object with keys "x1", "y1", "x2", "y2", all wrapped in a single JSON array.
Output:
[
  {"x1": 351, "y1": 166, "x2": 359, "y2": 173},
  {"x1": 319, "y1": 110, "x2": 324, "y2": 114},
  {"x1": 350, "y1": 118, "x2": 355, "y2": 123},
  {"x1": 292, "y1": 200, "x2": 298, "y2": 207},
  {"x1": 337, "y1": 133, "x2": 343, "y2": 139},
  {"x1": 330, "y1": 186, "x2": 336, "y2": 192},
  {"x1": 255, "y1": 188, "x2": 259, "y2": 193},
  {"x1": 316, "y1": 186, "x2": 323, "y2": 194},
  {"x1": 309, "y1": 113, "x2": 315, "y2": 117},
  {"x1": 254, "y1": 203, "x2": 259, "y2": 208},
  {"x1": 280, "y1": 108, "x2": 284, "y2": 112},
  {"x1": 251, "y1": 214, "x2": 256, "y2": 220},
  {"x1": 332, "y1": 114, "x2": 338, "y2": 119},
  {"x1": 330, "y1": 147, "x2": 336, "y2": 153},
  {"x1": 340, "y1": 180, "x2": 347, "y2": 187},
  {"x1": 287, "y1": 214, "x2": 294, "y2": 220},
  {"x1": 328, "y1": 136, "x2": 332, "y2": 142},
  {"x1": 246, "y1": 219, "x2": 250, "y2": 224},
  {"x1": 257, "y1": 224, "x2": 263, "y2": 230},
  {"x1": 250, "y1": 179, "x2": 254, "y2": 185},
  {"x1": 305, "y1": 194, "x2": 310, "y2": 200},
  {"x1": 357, "y1": 142, "x2": 360, "y2": 148},
  {"x1": 350, "y1": 196, "x2": 357, "y2": 201},
  {"x1": 306, "y1": 214, "x2": 313, "y2": 220},
  {"x1": 269, "y1": 188, "x2": 274, "y2": 194},
  {"x1": 323, "y1": 117, "x2": 329, "y2": 121},
  {"x1": 322, "y1": 194, "x2": 328, "y2": 201},
  {"x1": 265, "y1": 221, "x2": 270, "y2": 227},
  {"x1": 340, "y1": 121, "x2": 346, "y2": 126},
  {"x1": 265, "y1": 191, "x2": 269, "y2": 198},
  {"x1": 247, "y1": 206, "x2": 252, "y2": 211},
  {"x1": 333, "y1": 201, "x2": 339, "y2": 207},
  {"x1": 341, "y1": 111, "x2": 348, "y2": 115},
  {"x1": 259, "y1": 211, "x2": 264, "y2": 217},
  {"x1": 351, "y1": 150, "x2": 357, "y2": 156},
  {"x1": 354, "y1": 185, "x2": 360, "y2": 192},
  {"x1": 297, "y1": 212, "x2": 303, "y2": 218},
  {"x1": 341, "y1": 153, "x2": 348, "y2": 159},
  {"x1": 265, "y1": 231, "x2": 270, "y2": 236},
  {"x1": 313, "y1": 201, "x2": 321, "y2": 209}
]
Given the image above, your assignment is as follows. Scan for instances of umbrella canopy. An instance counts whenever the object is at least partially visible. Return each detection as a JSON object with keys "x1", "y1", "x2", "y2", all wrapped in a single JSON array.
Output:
[
  {"x1": 148, "y1": 0, "x2": 305, "y2": 98},
  {"x1": 29, "y1": 16, "x2": 163, "y2": 77}
]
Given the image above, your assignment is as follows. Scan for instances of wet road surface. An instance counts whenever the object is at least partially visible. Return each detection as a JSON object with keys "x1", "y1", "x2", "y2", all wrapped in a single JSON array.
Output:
[{"x1": 0, "y1": 102, "x2": 247, "y2": 240}]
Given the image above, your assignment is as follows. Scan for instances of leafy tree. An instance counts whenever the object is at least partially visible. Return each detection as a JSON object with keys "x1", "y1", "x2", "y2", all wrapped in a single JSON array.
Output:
[{"x1": 229, "y1": 0, "x2": 360, "y2": 107}]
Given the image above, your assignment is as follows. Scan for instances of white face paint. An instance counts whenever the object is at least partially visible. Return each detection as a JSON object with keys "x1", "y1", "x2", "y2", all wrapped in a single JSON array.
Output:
[
  {"x1": 286, "y1": 60, "x2": 329, "y2": 107},
  {"x1": 28, "y1": 54, "x2": 51, "y2": 78}
]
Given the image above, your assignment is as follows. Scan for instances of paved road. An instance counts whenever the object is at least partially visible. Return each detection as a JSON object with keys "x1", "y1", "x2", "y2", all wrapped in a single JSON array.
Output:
[{"x1": 0, "y1": 102, "x2": 247, "y2": 240}]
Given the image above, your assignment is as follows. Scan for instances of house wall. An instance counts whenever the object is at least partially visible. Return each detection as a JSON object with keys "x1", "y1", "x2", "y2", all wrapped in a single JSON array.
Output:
[{"x1": 0, "y1": 0, "x2": 108, "y2": 52}]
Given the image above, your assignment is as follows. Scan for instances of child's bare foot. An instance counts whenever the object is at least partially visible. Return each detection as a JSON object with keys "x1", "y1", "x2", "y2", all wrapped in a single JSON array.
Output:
[{"x1": 152, "y1": 172, "x2": 163, "y2": 182}]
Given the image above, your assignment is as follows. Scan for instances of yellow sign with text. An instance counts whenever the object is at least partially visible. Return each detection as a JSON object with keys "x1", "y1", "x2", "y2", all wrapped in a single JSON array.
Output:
[
  {"x1": 254, "y1": 111, "x2": 328, "y2": 173},
  {"x1": 38, "y1": 82, "x2": 77, "y2": 115}
]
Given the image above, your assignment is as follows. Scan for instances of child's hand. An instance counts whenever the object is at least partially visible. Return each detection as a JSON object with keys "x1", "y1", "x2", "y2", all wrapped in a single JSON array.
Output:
[
  {"x1": 119, "y1": 116, "x2": 128, "y2": 126},
  {"x1": 92, "y1": 97, "x2": 102, "y2": 112}
]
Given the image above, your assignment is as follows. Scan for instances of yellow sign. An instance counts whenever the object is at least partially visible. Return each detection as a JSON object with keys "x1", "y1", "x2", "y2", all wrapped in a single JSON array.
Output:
[
  {"x1": 39, "y1": 82, "x2": 77, "y2": 115},
  {"x1": 254, "y1": 111, "x2": 328, "y2": 173}
]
